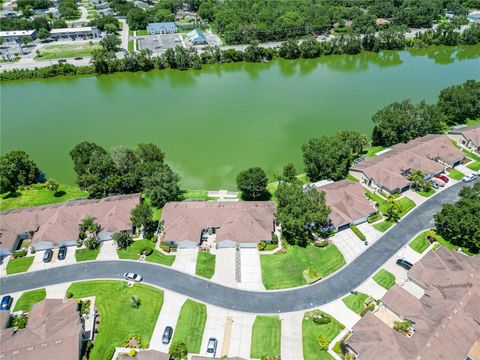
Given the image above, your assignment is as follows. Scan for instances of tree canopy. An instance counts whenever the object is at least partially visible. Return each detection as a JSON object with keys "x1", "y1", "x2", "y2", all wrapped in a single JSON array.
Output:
[
  {"x1": 434, "y1": 182, "x2": 480, "y2": 253},
  {"x1": 0, "y1": 150, "x2": 41, "y2": 194},
  {"x1": 236, "y1": 167, "x2": 269, "y2": 200},
  {"x1": 437, "y1": 80, "x2": 480, "y2": 125}
]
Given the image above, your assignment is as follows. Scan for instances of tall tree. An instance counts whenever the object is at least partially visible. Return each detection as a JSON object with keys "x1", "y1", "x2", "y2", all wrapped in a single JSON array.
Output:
[
  {"x1": 282, "y1": 163, "x2": 297, "y2": 183},
  {"x1": 112, "y1": 231, "x2": 133, "y2": 249},
  {"x1": 336, "y1": 130, "x2": 369, "y2": 157},
  {"x1": 437, "y1": 80, "x2": 480, "y2": 125},
  {"x1": 302, "y1": 136, "x2": 352, "y2": 182},
  {"x1": 70, "y1": 142, "x2": 108, "y2": 177},
  {"x1": 142, "y1": 165, "x2": 183, "y2": 208},
  {"x1": 0, "y1": 150, "x2": 41, "y2": 194},
  {"x1": 236, "y1": 167, "x2": 269, "y2": 200},
  {"x1": 130, "y1": 202, "x2": 155, "y2": 236}
]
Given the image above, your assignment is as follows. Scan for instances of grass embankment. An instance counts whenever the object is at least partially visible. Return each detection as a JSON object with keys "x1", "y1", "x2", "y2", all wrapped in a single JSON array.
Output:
[
  {"x1": 35, "y1": 43, "x2": 101, "y2": 60},
  {"x1": 75, "y1": 248, "x2": 100, "y2": 262},
  {"x1": 1, "y1": 183, "x2": 87, "y2": 211},
  {"x1": 13, "y1": 288, "x2": 46, "y2": 311},
  {"x1": 172, "y1": 299, "x2": 206, "y2": 354},
  {"x1": 409, "y1": 231, "x2": 431, "y2": 254},
  {"x1": 342, "y1": 292, "x2": 370, "y2": 314},
  {"x1": 267, "y1": 174, "x2": 308, "y2": 197},
  {"x1": 195, "y1": 252, "x2": 216, "y2": 279},
  {"x1": 372, "y1": 269, "x2": 396, "y2": 289},
  {"x1": 302, "y1": 310, "x2": 345, "y2": 360},
  {"x1": 6, "y1": 256, "x2": 34, "y2": 275},
  {"x1": 117, "y1": 239, "x2": 175, "y2": 266},
  {"x1": 68, "y1": 281, "x2": 163, "y2": 360},
  {"x1": 260, "y1": 244, "x2": 345, "y2": 290},
  {"x1": 250, "y1": 316, "x2": 281, "y2": 359}
]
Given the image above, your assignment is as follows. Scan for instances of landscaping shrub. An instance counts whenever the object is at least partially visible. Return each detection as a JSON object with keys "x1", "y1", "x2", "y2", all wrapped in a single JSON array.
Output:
[
  {"x1": 78, "y1": 299, "x2": 91, "y2": 315},
  {"x1": 76, "y1": 240, "x2": 83, "y2": 247},
  {"x1": 314, "y1": 240, "x2": 329, "y2": 247},
  {"x1": 12, "y1": 314, "x2": 28, "y2": 329},
  {"x1": 317, "y1": 335, "x2": 330, "y2": 350},
  {"x1": 159, "y1": 243, "x2": 171, "y2": 253},
  {"x1": 302, "y1": 268, "x2": 322, "y2": 284},
  {"x1": 312, "y1": 313, "x2": 331, "y2": 325},
  {"x1": 351, "y1": 226, "x2": 366, "y2": 241},
  {"x1": 271, "y1": 233, "x2": 279, "y2": 244},
  {"x1": 66, "y1": 291, "x2": 73, "y2": 299},
  {"x1": 139, "y1": 247, "x2": 153, "y2": 256},
  {"x1": 264, "y1": 243, "x2": 277, "y2": 251},
  {"x1": 360, "y1": 303, "x2": 376, "y2": 317},
  {"x1": 129, "y1": 349, "x2": 136, "y2": 357},
  {"x1": 12, "y1": 249, "x2": 27, "y2": 258},
  {"x1": 130, "y1": 295, "x2": 141, "y2": 308},
  {"x1": 393, "y1": 320, "x2": 412, "y2": 335},
  {"x1": 368, "y1": 212, "x2": 381, "y2": 223},
  {"x1": 257, "y1": 241, "x2": 267, "y2": 251},
  {"x1": 30, "y1": 247, "x2": 36, "y2": 254}
]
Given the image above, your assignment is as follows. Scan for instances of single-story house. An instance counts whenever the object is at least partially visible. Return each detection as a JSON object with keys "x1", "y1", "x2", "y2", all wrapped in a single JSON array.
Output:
[
  {"x1": 0, "y1": 194, "x2": 140, "y2": 255},
  {"x1": 160, "y1": 201, "x2": 276, "y2": 248},
  {"x1": 0, "y1": 30, "x2": 36, "y2": 43},
  {"x1": 50, "y1": 27, "x2": 99, "y2": 41},
  {"x1": 448, "y1": 124, "x2": 480, "y2": 153},
  {"x1": 0, "y1": 299, "x2": 85, "y2": 360},
  {"x1": 146, "y1": 22, "x2": 178, "y2": 35},
  {"x1": 316, "y1": 179, "x2": 377, "y2": 231},
  {"x1": 350, "y1": 135, "x2": 464, "y2": 194},
  {"x1": 188, "y1": 28, "x2": 207, "y2": 45},
  {"x1": 347, "y1": 247, "x2": 480, "y2": 360}
]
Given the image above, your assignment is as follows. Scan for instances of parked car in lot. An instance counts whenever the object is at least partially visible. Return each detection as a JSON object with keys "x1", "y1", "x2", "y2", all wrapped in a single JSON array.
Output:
[
  {"x1": 0, "y1": 296, "x2": 13, "y2": 310},
  {"x1": 162, "y1": 326, "x2": 173, "y2": 344},
  {"x1": 74, "y1": 57, "x2": 83, "y2": 60},
  {"x1": 57, "y1": 59, "x2": 67, "y2": 63},
  {"x1": 463, "y1": 174, "x2": 477, "y2": 182},
  {"x1": 43, "y1": 249, "x2": 53, "y2": 263},
  {"x1": 124, "y1": 272, "x2": 143, "y2": 282},
  {"x1": 432, "y1": 177, "x2": 445, "y2": 187},
  {"x1": 396, "y1": 258, "x2": 413, "y2": 270},
  {"x1": 434, "y1": 173, "x2": 449, "y2": 183},
  {"x1": 58, "y1": 246, "x2": 67, "y2": 260},
  {"x1": 206, "y1": 337, "x2": 217, "y2": 357},
  {"x1": 430, "y1": 181, "x2": 439, "y2": 189}
]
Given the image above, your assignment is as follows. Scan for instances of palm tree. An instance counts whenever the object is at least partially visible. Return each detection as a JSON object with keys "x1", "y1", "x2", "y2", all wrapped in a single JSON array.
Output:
[{"x1": 386, "y1": 195, "x2": 401, "y2": 222}]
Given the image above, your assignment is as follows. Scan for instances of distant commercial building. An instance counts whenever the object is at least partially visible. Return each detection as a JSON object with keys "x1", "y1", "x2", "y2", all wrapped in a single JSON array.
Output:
[
  {"x1": 0, "y1": 29, "x2": 36, "y2": 43},
  {"x1": 146, "y1": 22, "x2": 178, "y2": 35},
  {"x1": 187, "y1": 28, "x2": 207, "y2": 45},
  {"x1": 49, "y1": 26, "x2": 99, "y2": 40}
]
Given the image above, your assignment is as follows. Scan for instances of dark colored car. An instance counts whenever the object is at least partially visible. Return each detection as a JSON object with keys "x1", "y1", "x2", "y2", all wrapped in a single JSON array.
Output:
[
  {"x1": 74, "y1": 57, "x2": 83, "y2": 60},
  {"x1": 396, "y1": 258, "x2": 413, "y2": 270},
  {"x1": 162, "y1": 326, "x2": 173, "y2": 344},
  {"x1": 57, "y1": 59, "x2": 67, "y2": 63},
  {"x1": 434, "y1": 173, "x2": 449, "y2": 183},
  {"x1": 58, "y1": 246, "x2": 67, "y2": 260},
  {"x1": 43, "y1": 249, "x2": 53, "y2": 263},
  {"x1": 0, "y1": 296, "x2": 12, "y2": 310}
]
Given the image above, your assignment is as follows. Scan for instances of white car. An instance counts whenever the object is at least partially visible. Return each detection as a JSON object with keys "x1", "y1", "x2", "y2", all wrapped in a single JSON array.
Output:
[
  {"x1": 463, "y1": 174, "x2": 477, "y2": 183},
  {"x1": 206, "y1": 337, "x2": 217, "y2": 357},
  {"x1": 124, "y1": 272, "x2": 143, "y2": 282}
]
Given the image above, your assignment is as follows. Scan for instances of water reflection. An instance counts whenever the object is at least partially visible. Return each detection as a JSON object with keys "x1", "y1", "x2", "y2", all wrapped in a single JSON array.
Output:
[{"x1": 317, "y1": 51, "x2": 403, "y2": 72}]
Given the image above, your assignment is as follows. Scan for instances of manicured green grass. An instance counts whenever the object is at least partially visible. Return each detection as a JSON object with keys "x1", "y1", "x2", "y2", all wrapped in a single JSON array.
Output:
[
  {"x1": 68, "y1": 281, "x2": 163, "y2": 360},
  {"x1": 117, "y1": 239, "x2": 155, "y2": 260},
  {"x1": 467, "y1": 160, "x2": 480, "y2": 171},
  {"x1": 171, "y1": 299, "x2": 206, "y2": 354},
  {"x1": 142, "y1": 196, "x2": 161, "y2": 221},
  {"x1": 379, "y1": 197, "x2": 416, "y2": 218},
  {"x1": 1, "y1": 183, "x2": 88, "y2": 211},
  {"x1": 447, "y1": 168, "x2": 464, "y2": 180},
  {"x1": 364, "y1": 190, "x2": 386, "y2": 206},
  {"x1": 462, "y1": 148, "x2": 480, "y2": 161},
  {"x1": 35, "y1": 43, "x2": 101, "y2": 60},
  {"x1": 250, "y1": 316, "x2": 281, "y2": 359},
  {"x1": 342, "y1": 293, "x2": 369, "y2": 314},
  {"x1": 6, "y1": 256, "x2": 34, "y2": 275},
  {"x1": 365, "y1": 146, "x2": 385, "y2": 157},
  {"x1": 417, "y1": 187, "x2": 436, "y2": 197},
  {"x1": 128, "y1": 40, "x2": 134, "y2": 52},
  {"x1": 183, "y1": 190, "x2": 216, "y2": 201},
  {"x1": 260, "y1": 244, "x2": 345, "y2": 290},
  {"x1": 346, "y1": 174, "x2": 359, "y2": 182},
  {"x1": 373, "y1": 269, "x2": 396, "y2": 289},
  {"x1": 13, "y1": 288, "x2": 46, "y2": 311},
  {"x1": 302, "y1": 310, "x2": 345, "y2": 360},
  {"x1": 373, "y1": 220, "x2": 394, "y2": 232},
  {"x1": 466, "y1": 118, "x2": 480, "y2": 126},
  {"x1": 409, "y1": 231, "x2": 430, "y2": 253},
  {"x1": 435, "y1": 234, "x2": 458, "y2": 250},
  {"x1": 136, "y1": 29, "x2": 148, "y2": 36},
  {"x1": 145, "y1": 250, "x2": 175, "y2": 266},
  {"x1": 75, "y1": 248, "x2": 100, "y2": 262},
  {"x1": 195, "y1": 252, "x2": 216, "y2": 279}
]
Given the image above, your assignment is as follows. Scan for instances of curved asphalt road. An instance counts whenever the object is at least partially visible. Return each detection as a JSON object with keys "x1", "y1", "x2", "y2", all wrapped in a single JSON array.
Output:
[{"x1": 0, "y1": 180, "x2": 475, "y2": 313}]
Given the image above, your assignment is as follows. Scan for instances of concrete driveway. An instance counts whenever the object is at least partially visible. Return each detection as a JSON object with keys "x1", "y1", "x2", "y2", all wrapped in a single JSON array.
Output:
[
  {"x1": 280, "y1": 311, "x2": 304, "y2": 360},
  {"x1": 212, "y1": 248, "x2": 236, "y2": 287},
  {"x1": 238, "y1": 249, "x2": 264, "y2": 290},
  {"x1": 29, "y1": 246, "x2": 77, "y2": 271},
  {"x1": 172, "y1": 248, "x2": 198, "y2": 274},
  {"x1": 228, "y1": 312, "x2": 255, "y2": 359},
  {"x1": 332, "y1": 223, "x2": 382, "y2": 264},
  {"x1": 200, "y1": 305, "x2": 229, "y2": 357},
  {"x1": 98, "y1": 240, "x2": 119, "y2": 260}
]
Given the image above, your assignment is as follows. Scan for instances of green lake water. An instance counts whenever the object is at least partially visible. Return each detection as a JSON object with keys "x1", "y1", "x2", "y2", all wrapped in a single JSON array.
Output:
[{"x1": 1, "y1": 45, "x2": 479, "y2": 189}]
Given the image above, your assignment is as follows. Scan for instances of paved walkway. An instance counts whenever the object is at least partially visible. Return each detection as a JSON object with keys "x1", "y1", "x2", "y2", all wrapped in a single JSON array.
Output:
[
  {"x1": 319, "y1": 299, "x2": 361, "y2": 329},
  {"x1": 238, "y1": 249, "x2": 264, "y2": 290},
  {"x1": 211, "y1": 248, "x2": 236, "y2": 287},
  {"x1": 280, "y1": 311, "x2": 304, "y2": 360},
  {"x1": 98, "y1": 240, "x2": 119, "y2": 260},
  {"x1": 172, "y1": 248, "x2": 198, "y2": 275},
  {"x1": 149, "y1": 291, "x2": 187, "y2": 352}
]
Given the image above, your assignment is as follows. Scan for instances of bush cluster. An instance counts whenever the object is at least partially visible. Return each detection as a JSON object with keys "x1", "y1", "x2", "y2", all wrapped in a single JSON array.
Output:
[
  {"x1": 351, "y1": 225, "x2": 366, "y2": 241},
  {"x1": 314, "y1": 240, "x2": 329, "y2": 248},
  {"x1": 12, "y1": 249, "x2": 28, "y2": 258}
]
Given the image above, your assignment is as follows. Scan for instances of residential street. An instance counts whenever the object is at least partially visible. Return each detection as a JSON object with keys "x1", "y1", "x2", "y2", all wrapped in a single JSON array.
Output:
[{"x1": 0, "y1": 180, "x2": 476, "y2": 313}]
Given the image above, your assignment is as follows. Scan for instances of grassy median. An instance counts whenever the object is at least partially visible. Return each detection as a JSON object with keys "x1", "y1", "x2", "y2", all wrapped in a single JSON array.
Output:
[
  {"x1": 195, "y1": 252, "x2": 216, "y2": 279},
  {"x1": 373, "y1": 269, "x2": 396, "y2": 289}
]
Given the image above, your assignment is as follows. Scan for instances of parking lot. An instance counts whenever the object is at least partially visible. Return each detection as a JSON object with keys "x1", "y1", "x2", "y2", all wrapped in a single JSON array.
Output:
[{"x1": 137, "y1": 33, "x2": 183, "y2": 53}]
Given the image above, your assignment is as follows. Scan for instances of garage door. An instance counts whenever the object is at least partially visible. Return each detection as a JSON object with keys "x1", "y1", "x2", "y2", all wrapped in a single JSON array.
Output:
[{"x1": 177, "y1": 240, "x2": 198, "y2": 249}]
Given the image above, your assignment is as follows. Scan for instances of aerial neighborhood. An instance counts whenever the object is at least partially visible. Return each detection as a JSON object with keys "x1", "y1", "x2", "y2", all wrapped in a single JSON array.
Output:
[{"x1": 1, "y1": 1, "x2": 480, "y2": 359}]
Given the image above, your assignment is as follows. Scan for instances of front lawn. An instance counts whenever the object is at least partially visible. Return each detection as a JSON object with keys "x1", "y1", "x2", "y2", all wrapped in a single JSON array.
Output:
[
  {"x1": 6, "y1": 256, "x2": 34, "y2": 275},
  {"x1": 145, "y1": 250, "x2": 175, "y2": 266},
  {"x1": 67, "y1": 281, "x2": 163, "y2": 360},
  {"x1": 373, "y1": 220, "x2": 394, "y2": 232},
  {"x1": 1, "y1": 183, "x2": 87, "y2": 211},
  {"x1": 75, "y1": 248, "x2": 100, "y2": 262},
  {"x1": 13, "y1": 288, "x2": 46, "y2": 311},
  {"x1": 467, "y1": 160, "x2": 480, "y2": 171},
  {"x1": 260, "y1": 244, "x2": 345, "y2": 290},
  {"x1": 342, "y1": 292, "x2": 370, "y2": 314},
  {"x1": 447, "y1": 168, "x2": 464, "y2": 180},
  {"x1": 417, "y1": 187, "x2": 436, "y2": 197},
  {"x1": 378, "y1": 197, "x2": 416, "y2": 218},
  {"x1": 250, "y1": 316, "x2": 281, "y2": 359},
  {"x1": 409, "y1": 231, "x2": 430, "y2": 253},
  {"x1": 117, "y1": 239, "x2": 156, "y2": 259},
  {"x1": 373, "y1": 269, "x2": 396, "y2": 289},
  {"x1": 172, "y1": 299, "x2": 206, "y2": 354},
  {"x1": 195, "y1": 252, "x2": 216, "y2": 279},
  {"x1": 35, "y1": 43, "x2": 101, "y2": 60},
  {"x1": 302, "y1": 310, "x2": 345, "y2": 360}
]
